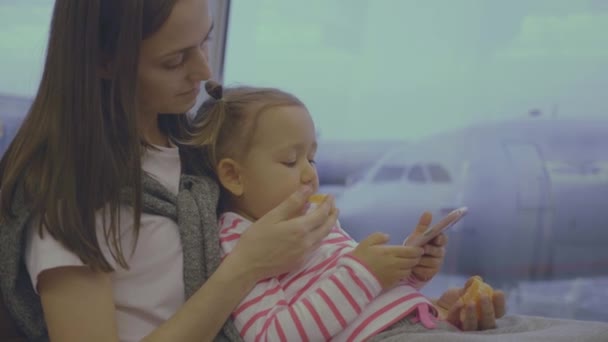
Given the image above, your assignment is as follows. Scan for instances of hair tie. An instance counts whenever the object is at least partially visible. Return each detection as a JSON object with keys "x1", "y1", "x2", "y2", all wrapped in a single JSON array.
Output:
[{"x1": 205, "y1": 80, "x2": 223, "y2": 100}]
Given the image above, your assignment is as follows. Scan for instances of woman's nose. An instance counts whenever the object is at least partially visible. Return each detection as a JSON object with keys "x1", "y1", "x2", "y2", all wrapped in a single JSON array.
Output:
[{"x1": 188, "y1": 49, "x2": 212, "y2": 82}]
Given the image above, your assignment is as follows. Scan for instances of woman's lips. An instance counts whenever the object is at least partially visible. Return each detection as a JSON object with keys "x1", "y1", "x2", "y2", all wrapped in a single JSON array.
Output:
[{"x1": 180, "y1": 87, "x2": 200, "y2": 96}]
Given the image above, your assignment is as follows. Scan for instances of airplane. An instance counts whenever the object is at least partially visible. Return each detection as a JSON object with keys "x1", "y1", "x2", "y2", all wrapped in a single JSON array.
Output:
[
  {"x1": 334, "y1": 116, "x2": 608, "y2": 287},
  {"x1": 315, "y1": 139, "x2": 406, "y2": 197}
]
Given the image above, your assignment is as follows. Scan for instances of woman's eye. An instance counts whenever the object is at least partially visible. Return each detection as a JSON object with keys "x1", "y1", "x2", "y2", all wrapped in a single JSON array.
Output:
[
  {"x1": 283, "y1": 161, "x2": 297, "y2": 167},
  {"x1": 308, "y1": 159, "x2": 316, "y2": 165},
  {"x1": 164, "y1": 57, "x2": 185, "y2": 70},
  {"x1": 165, "y1": 62, "x2": 183, "y2": 70}
]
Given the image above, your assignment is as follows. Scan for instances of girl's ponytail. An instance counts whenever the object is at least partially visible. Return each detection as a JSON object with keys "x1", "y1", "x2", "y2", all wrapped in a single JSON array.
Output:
[{"x1": 180, "y1": 80, "x2": 228, "y2": 175}]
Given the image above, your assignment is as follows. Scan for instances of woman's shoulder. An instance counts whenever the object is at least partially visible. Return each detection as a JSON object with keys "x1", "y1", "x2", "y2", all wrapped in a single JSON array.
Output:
[{"x1": 24, "y1": 220, "x2": 87, "y2": 293}]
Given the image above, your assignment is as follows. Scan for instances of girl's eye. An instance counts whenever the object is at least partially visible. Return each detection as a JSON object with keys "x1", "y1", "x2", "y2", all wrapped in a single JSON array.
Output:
[
  {"x1": 283, "y1": 161, "x2": 297, "y2": 167},
  {"x1": 308, "y1": 159, "x2": 316, "y2": 165}
]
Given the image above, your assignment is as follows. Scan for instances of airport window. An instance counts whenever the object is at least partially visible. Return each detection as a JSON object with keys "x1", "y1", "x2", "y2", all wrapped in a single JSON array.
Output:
[
  {"x1": 225, "y1": 7, "x2": 608, "y2": 325},
  {"x1": 428, "y1": 163, "x2": 451, "y2": 183},
  {"x1": 407, "y1": 165, "x2": 426, "y2": 183},
  {"x1": 0, "y1": 2, "x2": 52, "y2": 99},
  {"x1": 372, "y1": 165, "x2": 406, "y2": 183}
]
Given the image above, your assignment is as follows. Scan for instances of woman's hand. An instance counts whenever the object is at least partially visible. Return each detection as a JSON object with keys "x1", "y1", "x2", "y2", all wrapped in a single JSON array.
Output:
[
  {"x1": 404, "y1": 212, "x2": 447, "y2": 282},
  {"x1": 433, "y1": 277, "x2": 507, "y2": 331},
  {"x1": 228, "y1": 186, "x2": 338, "y2": 282}
]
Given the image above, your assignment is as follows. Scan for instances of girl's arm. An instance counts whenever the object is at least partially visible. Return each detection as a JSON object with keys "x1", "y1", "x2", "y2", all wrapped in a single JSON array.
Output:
[
  {"x1": 217, "y1": 213, "x2": 379, "y2": 340},
  {"x1": 232, "y1": 255, "x2": 381, "y2": 341}
]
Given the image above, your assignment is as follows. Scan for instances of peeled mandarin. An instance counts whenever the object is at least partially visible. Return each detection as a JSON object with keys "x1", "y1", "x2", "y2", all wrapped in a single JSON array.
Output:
[
  {"x1": 460, "y1": 276, "x2": 494, "y2": 316},
  {"x1": 308, "y1": 193, "x2": 328, "y2": 204}
]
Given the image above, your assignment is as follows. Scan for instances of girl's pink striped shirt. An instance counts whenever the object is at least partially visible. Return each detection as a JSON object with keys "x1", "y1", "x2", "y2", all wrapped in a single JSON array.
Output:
[{"x1": 219, "y1": 212, "x2": 437, "y2": 342}]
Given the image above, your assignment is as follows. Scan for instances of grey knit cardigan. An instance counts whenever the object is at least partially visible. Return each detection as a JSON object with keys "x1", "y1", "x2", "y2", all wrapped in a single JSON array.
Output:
[{"x1": 0, "y1": 173, "x2": 243, "y2": 341}]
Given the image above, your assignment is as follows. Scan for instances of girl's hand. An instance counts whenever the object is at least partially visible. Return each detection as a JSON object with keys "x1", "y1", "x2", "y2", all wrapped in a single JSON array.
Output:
[
  {"x1": 404, "y1": 212, "x2": 447, "y2": 282},
  {"x1": 433, "y1": 277, "x2": 507, "y2": 331},
  {"x1": 352, "y1": 233, "x2": 424, "y2": 290}
]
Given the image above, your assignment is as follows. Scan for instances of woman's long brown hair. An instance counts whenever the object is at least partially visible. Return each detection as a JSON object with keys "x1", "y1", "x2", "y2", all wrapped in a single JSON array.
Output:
[{"x1": 0, "y1": 0, "x2": 178, "y2": 271}]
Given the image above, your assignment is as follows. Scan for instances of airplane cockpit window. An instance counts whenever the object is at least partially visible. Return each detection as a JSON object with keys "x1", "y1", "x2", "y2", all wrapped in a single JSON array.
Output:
[
  {"x1": 407, "y1": 165, "x2": 426, "y2": 183},
  {"x1": 427, "y1": 163, "x2": 451, "y2": 183},
  {"x1": 372, "y1": 165, "x2": 407, "y2": 183}
]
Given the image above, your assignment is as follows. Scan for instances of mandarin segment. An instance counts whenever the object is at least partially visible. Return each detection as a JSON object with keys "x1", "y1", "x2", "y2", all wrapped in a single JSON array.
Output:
[
  {"x1": 460, "y1": 276, "x2": 494, "y2": 316},
  {"x1": 308, "y1": 193, "x2": 328, "y2": 204}
]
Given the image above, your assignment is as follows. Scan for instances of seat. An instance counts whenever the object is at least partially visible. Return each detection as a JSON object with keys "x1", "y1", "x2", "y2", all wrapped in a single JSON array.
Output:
[{"x1": 0, "y1": 292, "x2": 27, "y2": 341}]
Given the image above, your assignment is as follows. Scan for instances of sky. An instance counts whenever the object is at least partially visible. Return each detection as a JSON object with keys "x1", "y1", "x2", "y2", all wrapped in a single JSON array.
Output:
[
  {"x1": 1, "y1": 0, "x2": 608, "y2": 141},
  {"x1": 224, "y1": 0, "x2": 608, "y2": 140},
  {"x1": 0, "y1": 1, "x2": 52, "y2": 97}
]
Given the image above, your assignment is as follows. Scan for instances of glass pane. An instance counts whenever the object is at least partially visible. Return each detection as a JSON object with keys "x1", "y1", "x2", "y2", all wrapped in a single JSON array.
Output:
[
  {"x1": 226, "y1": 0, "x2": 608, "y2": 322},
  {"x1": 372, "y1": 165, "x2": 406, "y2": 183},
  {"x1": 407, "y1": 165, "x2": 426, "y2": 183},
  {"x1": 428, "y1": 163, "x2": 452, "y2": 183},
  {"x1": 0, "y1": 1, "x2": 51, "y2": 97},
  {"x1": 0, "y1": 1, "x2": 53, "y2": 156}
]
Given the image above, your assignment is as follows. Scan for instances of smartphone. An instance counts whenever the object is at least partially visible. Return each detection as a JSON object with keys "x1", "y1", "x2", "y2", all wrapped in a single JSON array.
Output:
[{"x1": 404, "y1": 207, "x2": 468, "y2": 247}]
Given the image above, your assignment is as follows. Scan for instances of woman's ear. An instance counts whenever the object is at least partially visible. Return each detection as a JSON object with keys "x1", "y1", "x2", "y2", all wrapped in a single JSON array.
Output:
[{"x1": 217, "y1": 158, "x2": 244, "y2": 196}]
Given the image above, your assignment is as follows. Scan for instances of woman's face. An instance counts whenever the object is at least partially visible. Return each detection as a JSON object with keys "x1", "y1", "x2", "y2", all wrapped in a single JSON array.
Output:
[{"x1": 137, "y1": 0, "x2": 212, "y2": 117}]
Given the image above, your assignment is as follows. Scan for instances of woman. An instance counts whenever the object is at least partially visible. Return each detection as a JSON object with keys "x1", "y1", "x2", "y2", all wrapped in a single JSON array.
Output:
[{"x1": 0, "y1": 1, "x2": 503, "y2": 341}]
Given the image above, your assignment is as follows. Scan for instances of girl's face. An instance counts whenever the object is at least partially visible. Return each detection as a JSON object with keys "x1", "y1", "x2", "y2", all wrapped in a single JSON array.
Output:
[
  {"x1": 137, "y1": 0, "x2": 212, "y2": 118},
  {"x1": 233, "y1": 105, "x2": 319, "y2": 221}
]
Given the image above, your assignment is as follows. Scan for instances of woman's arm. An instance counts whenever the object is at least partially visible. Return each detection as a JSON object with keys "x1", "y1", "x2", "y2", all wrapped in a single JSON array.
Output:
[
  {"x1": 38, "y1": 258, "x2": 257, "y2": 342},
  {"x1": 38, "y1": 267, "x2": 120, "y2": 342},
  {"x1": 143, "y1": 254, "x2": 259, "y2": 341},
  {"x1": 39, "y1": 188, "x2": 337, "y2": 342}
]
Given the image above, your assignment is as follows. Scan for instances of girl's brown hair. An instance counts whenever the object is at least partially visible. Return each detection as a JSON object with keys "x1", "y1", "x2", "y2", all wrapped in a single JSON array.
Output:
[
  {"x1": 0, "y1": 0, "x2": 179, "y2": 271},
  {"x1": 180, "y1": 81, "x2": 306, "y2": 178}
]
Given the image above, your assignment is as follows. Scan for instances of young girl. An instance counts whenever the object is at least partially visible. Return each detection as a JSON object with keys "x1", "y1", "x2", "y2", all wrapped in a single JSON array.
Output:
[
  {"x1": 182, "y1": 81, "x2": 507, "y2": 341},
  {"x1": 0, "y1": 1, "x2": 338, "y2": 341}
]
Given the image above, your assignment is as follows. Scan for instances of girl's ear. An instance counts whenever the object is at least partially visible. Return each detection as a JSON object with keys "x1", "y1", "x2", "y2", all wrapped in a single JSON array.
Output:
[{"x1": 217, "y1": 158, "x2": 244, "y2": 196}]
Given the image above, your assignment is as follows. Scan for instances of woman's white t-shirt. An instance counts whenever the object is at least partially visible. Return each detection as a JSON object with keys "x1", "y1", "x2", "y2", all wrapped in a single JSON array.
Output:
[{"x1": 25, "y1": 145, "x2": 185, "y2": 342}]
